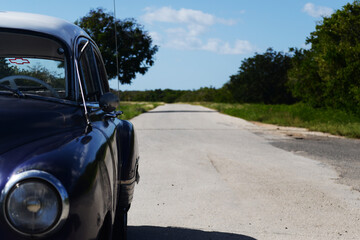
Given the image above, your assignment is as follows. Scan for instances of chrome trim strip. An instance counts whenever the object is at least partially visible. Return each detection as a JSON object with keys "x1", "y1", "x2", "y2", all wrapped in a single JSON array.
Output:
[
  {"x1": 74, "y1": 59, "x2": 91, "y2": 126},
  {"x1": 80, "y1": 40, "x2": 89, "y2": 54},
  {"x1": 85, "y1": 102, "x2": 100, "y2": 109},
  {"x1": 120, "y1": 176, "x2": 136, "y2": 185},
  {"x1": 0, "y1": 170, "x2": 69, "y2": 237}
]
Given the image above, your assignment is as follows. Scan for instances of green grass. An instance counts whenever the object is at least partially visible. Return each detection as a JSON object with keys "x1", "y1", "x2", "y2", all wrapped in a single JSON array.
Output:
[
  {"x1": 199, "y1": 102, "x2": 360, "y2": 138},
  {"x1": 117, "y1": 102, "x2": 163, "y2": 120}
]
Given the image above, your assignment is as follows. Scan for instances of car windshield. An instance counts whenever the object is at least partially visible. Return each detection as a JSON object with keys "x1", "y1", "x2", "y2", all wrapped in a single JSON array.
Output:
[{"x1": 0, "y1": 32, "x2": 68, "y2": 99}]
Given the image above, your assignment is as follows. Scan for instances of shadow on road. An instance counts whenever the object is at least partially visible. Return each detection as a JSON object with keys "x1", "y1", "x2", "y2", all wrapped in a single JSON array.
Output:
[{"x1": 128, "y1": 226, "x2": 256, "y2": 240}]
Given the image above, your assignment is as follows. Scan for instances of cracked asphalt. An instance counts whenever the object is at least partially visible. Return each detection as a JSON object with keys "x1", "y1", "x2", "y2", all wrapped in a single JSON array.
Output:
[
  {"x1": 248, "y1": 122, "x2": 360, "y2": 192},
  {"x1": 127, "y1": 104, "x2": 360, "y2": 240}
]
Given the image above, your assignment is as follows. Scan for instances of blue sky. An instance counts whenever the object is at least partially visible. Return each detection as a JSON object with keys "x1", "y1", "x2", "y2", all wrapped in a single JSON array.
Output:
[{"x1": 1, "y1": 0, "x2": 351, "y2": 90}]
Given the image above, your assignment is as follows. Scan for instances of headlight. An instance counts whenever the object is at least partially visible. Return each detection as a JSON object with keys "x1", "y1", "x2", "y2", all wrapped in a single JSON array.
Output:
[
  {"x1": 6, "y1": 180, "x2": 60, "y2": 233},
  {"x1": 1, "y1": 171, "x2": 69, "y2": 237}
]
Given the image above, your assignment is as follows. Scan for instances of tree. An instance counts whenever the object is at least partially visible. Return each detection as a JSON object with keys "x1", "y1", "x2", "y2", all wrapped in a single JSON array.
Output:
[
  {"x1": 0, "y1": 58, "x2": 14, "y2": 79},
  {"x1": 75, "y1": 8, "x2": 158, "y2": 84},
  {"x1": 287, "y1": 48, "x2": 324, "y2": 107},
  {"x1": 225, "y1": 48, "x2": 294, "y2": 104},
  {"x1": 290, "y1": 1, "x2": 360, "y2": 111},
  {"x1": 14, "y1": 65, "x2": 65, "y2": 88}
]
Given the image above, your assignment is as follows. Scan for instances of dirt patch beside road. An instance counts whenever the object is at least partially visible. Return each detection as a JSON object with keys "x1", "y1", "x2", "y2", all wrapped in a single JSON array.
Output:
[{"x1": 251, "y1": 121, "x2": 345, "y2": 140}]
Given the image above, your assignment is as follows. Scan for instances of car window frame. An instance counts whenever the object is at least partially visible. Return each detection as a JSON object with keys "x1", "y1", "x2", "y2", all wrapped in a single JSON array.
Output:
[
  {"x1": 77, "y1": 40, "x2": 99, "y2": 103},
  {"x1": 76, "y1": 38, "x2": 109, "y2": 105}
]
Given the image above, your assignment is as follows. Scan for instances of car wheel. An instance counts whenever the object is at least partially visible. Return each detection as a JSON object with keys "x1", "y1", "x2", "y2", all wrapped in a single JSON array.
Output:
[
  {"x1": 112, "y1": 205, "x2": 129, "y2": 240},
  {"x1": 97, "y1": 214, "x2": 112, "y2": 240}
]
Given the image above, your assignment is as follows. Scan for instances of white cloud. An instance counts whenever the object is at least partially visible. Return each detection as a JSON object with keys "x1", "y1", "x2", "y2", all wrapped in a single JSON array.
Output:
[
  {"x1": 303, "y1": 3, "x2": 333, "y2": 18},
  {"x1": 162, "y1": 32, "x2": 255, "y2": 55},
  {"x1": 142, "y1": 7, "x2": 234, "y2": 26},
  {"x1": 141, "y1": 7, "x2": 253, "y2": 55},
  {"x1": 164, "y1": 27, "x2": 203, "y2": 50},
  {"x1": 221, "y1": 40, "x2": 255, "y2": 55},
  {"x1": 202, "y1": 39, "x2": 255, "y2": 55}
]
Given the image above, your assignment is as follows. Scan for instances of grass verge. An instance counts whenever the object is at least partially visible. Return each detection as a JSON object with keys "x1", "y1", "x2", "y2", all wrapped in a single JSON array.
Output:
[
  {"x1": 199, "y1": 102, "x2": 360, "y2": 138},
  {"x1": 117, "y1": 102, "x2": 163, "y2": 120}
]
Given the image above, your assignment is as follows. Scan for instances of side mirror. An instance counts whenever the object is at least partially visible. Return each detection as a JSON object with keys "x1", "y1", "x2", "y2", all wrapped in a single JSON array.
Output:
[{"x1": 99, "y1": 92, "x2": 119, "y2": 113}]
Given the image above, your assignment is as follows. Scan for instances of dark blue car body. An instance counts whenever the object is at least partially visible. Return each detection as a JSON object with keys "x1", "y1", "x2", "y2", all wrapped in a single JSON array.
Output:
[{"x1": 0, "y1": 12, "x2": 139, "y2": 240}]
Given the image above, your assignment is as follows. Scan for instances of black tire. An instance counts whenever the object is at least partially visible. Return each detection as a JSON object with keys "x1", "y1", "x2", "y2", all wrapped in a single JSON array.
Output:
[
  {"x1": 112, "y1": 206, "x2": 129, "y2": 240},
  {"x1": 97, "y1": 214, "x2": 112, "y2": 240}
]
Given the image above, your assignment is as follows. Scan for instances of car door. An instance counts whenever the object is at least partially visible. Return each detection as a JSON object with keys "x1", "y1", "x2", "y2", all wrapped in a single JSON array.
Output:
[{"x1": 76, "y1": 38, "x2": 119, "y2": 212}]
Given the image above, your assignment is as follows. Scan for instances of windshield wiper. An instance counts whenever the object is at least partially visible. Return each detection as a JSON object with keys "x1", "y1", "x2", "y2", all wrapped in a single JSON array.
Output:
[{"x1": 0, "y1": 84, "x2": 24, "y2": 97}]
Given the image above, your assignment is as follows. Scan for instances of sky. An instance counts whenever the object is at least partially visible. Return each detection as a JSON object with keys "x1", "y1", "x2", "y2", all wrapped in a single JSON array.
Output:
[{"x1": 1, "y1": 0, "x2": 351, "y2": 91}]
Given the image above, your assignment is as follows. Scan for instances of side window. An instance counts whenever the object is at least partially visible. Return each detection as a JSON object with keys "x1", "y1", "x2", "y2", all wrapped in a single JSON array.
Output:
[
  {"x1": 78, "y1": 42, "x2": 101, "y2": 102},
  {"x1": 93, "y1": 49, "x2": 109, "y2": 93}
]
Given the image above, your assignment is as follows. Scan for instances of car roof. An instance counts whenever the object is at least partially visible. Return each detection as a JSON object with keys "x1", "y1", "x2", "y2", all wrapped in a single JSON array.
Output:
[{"x1": 0, "y1": 11, "x2": 90, "y2": 49}]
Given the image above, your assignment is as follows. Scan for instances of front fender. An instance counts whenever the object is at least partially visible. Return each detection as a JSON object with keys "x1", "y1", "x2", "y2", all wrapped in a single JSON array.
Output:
[
  {"x1": 0, "y1": 128, "x2": 114, "y2": 240},
  {"x1": 116, "y1": 120, "x2": 139, "y2": 181},
  {"x1": 116, "y1": 120, "x2": 139, "y2": 207}
]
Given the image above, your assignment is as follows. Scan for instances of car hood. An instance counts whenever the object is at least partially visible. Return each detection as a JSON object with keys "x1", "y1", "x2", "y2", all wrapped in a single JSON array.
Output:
[{"x1": 0, "y1": 95, "x2": 86, "y2": 154}]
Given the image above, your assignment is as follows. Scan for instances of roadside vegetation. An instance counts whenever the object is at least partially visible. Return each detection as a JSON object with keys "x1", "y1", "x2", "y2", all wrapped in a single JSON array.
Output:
[
  {"x1": 200, "y1": 103, "x2": 360, "y2": 138},
  {"x1": 116, "y1": 102, "x2": 163, "y2": 120}
]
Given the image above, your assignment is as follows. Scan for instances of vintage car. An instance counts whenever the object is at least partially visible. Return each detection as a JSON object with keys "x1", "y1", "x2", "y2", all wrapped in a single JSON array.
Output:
[{"x1": 0, "y1": 12, "x2": 139, "y2": 240}]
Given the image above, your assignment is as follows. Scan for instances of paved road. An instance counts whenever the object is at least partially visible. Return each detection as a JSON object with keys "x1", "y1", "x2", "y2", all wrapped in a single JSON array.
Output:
[
  {"x1": 246, "y1": 122, "x2": 360, "y2": 192},
  {"x1": 127, "y1": 104, "x2": 360, "y2": 240},
  {"x1": 269, "y1": 136, "x2": 360, "y2": 192}
]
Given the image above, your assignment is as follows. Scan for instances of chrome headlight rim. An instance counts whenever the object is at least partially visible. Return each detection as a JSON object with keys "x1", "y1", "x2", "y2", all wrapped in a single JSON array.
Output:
[{"x1": 0, "y1": 170, "x2": 69, "y2": 237}]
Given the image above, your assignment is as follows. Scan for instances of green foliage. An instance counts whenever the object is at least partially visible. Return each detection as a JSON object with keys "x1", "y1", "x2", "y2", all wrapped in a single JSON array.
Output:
[
  {"x1": 289, "y1": 1, "x2": 360, "y2": 113},
  {"x1": 201, "y1": 102, "x2": 360, "y2": 138},
  {"x1": 176, "y1": 87, "x2": 233, "y2": 103},
  {"x1": 287, "y1": 48, "x2": 324, "y2": 106},
  {"x1": 0, "y1": 59, "x2": 64, "y2": 91},
  {"x1": 13, "y1": 65, "x2": 65, "y2": 88},
  {"x1": 225, "y1": 48, "x2": 294, "y2": 104},
  {"x1": 0, "y1": 58, "x2": 14, "y2": 79},
  {"x1": 119, "y1": 89, "x2": 183, "y2": 103},
  {"x1": 117, "y1": 102, "x2": 163, "y2": 120},
  {"x1": 75, "y1": 8, "x2": 158, "y2": 85},
  {"x1": 116, "y1": 86, "x2": 233, "y2": 103}
]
